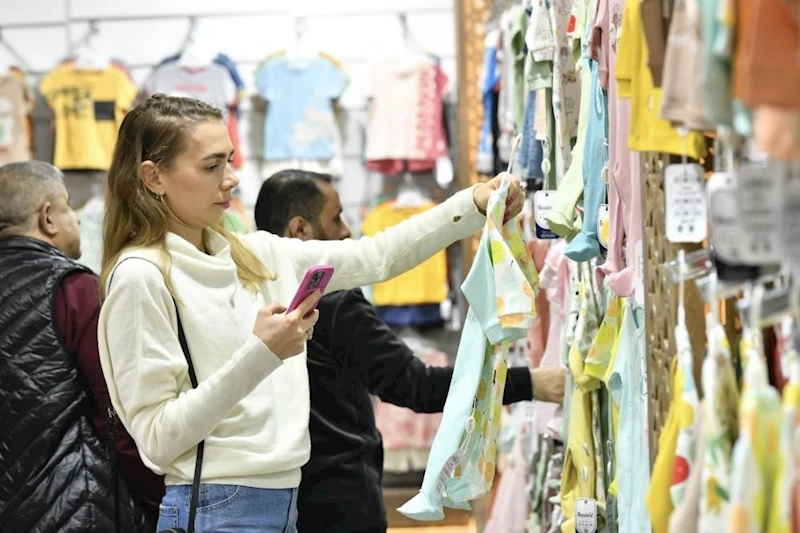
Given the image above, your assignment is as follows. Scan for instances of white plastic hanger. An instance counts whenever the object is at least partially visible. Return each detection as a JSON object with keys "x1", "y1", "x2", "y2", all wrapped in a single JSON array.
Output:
[
  {"x1": 394, "y1": 171, "x2": 426, "y2": 209},
  {"x1": 73, "y1": 21, "x2": 111, "y2": 71},
  {"x1": 178, "y1": 17, "x2": 213, "y2": 69}
]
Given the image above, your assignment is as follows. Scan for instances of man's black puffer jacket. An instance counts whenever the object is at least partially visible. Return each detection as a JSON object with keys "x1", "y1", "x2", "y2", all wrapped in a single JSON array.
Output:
[{"x1": 0, "y1": 237, "x2": 152, "y2": 532}]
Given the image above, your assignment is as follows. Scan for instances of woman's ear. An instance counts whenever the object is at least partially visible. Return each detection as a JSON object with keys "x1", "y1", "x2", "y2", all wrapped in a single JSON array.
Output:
[{"x1": 140, "y1": 160, "x2": 164, "y2": 196}]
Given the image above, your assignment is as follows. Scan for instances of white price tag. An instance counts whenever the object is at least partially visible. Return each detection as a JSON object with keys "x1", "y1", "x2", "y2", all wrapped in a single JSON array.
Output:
[
  {"x1": 533, "y1": 190, "x2": 558, "y2": 240},
  {"x1": 575, "y1": 498, "x2": 598, "y2": 533},
  {"x1": 523, "y1": 402, "x2": 537, "y2": 422},
  {"x1": 435, "y1": 449, "x2": 464, "y2": 495},
  {"x1": 782, "y1": 173, "x2": 800, "y2": 275},
  {"x1": 598, "y1": 204, "x2": 610, "y2": 249},
  {"x1": 634, "y1": 240, "x2": 644, "y2": 306},
  {"x1": 665, "y1": 163, "x2": 707, "y2": 243},
  {"x1": 707, "y1": 172, "x2": 744, "y2": 263},
  {"x1": 735, "y1": 165, "x2": 784, "y2": 265}
]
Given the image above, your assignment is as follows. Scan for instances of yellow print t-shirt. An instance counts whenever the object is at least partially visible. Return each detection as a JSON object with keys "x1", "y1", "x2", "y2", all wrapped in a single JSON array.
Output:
[{"x1": 40, "y1": 64, "x2": 137, "y2": 170}]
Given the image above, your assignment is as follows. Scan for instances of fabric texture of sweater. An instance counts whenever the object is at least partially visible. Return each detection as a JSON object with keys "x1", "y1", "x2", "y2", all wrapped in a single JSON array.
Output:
[{"x1": 98, "y1": 187, "x2": 484, "y2": 491}]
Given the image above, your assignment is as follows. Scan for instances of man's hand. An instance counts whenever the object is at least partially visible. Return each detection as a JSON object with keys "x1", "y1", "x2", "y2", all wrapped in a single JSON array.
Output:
[{"x1": 531, "y1": 367, "x2": 567, "y2": 404}]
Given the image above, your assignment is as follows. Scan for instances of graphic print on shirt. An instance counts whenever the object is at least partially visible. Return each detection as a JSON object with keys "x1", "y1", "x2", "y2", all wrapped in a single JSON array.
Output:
[{"x1": 0, "y1": 98, "x2": 13, "y2": 150}]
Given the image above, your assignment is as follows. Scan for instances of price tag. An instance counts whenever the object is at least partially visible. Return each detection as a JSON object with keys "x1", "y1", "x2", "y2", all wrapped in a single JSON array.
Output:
[
  {"x1": 533, "y1": 190, "x2": 558, "y2": 240},
  {"x1": 665, "y1": 163, "x2": 707, "y2": 243},
  {"x1": 598, "y1": 204, "x2": 610, "y2": 249},
  {"x1": 707, "y1": 172, "x2": 744, "y2": 263},
  {"x1": 735, "y1": 165, "x2": 784, "y2": 265},
  {"x1": 634, "y1": 240, "x2": 644, "y2": 306},
  {"x1": 435, "y1": 449, "x2": 464, "y2": 495},
  {"x1": 783, "y1": 172, "x2": 800, "y2": 276},
  {"x1": 575, "y1": 498, "x2": 598, "y2": 533},
  {"x1": 523, "y1": 402, "x2": 537, "y2": 422}
]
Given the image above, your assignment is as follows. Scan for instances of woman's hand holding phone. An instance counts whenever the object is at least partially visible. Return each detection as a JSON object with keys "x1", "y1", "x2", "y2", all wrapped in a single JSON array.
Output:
[{"x1": 252, "y1": 290, "x2": 322, "y2": 360}]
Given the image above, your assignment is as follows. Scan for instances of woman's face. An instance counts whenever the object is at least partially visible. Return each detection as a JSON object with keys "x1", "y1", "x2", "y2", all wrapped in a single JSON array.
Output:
[{"x1": 152, "y1": 119, "x2": 239, "y2": 233}]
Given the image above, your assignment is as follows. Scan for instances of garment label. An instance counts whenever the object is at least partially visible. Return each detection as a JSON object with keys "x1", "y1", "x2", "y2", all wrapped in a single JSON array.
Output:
[
  {"x1": 707, "y1": 172, "x2": 744, "y2": 263},
  {"x1": 533, "y1": 190, "x2": 558, "y2": 240},
  {"x1": 634, "y1": 240, "x2": 644, "y2": 306},
  {"x1": 735, "y1": 165, "x2": 784, "y2": 265},
  {"x1": 783, "y1": 173, "x2": 800, "y2": 276},
  {"x1": 575, "y1": 498, "x2": 598, "y2": 533},
  {"x1": 598, "y1": 204, "x2": 610, "y2": 249},
  {"x1": 665, "y1": 163, "x2": 707, "y2": 243},
  {"x1": 435, "y1": 449, "x2": 464, "y2": 495}
]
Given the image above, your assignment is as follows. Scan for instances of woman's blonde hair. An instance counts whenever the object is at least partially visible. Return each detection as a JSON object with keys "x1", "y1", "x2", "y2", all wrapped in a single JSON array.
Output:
[{"x1": 100, "y1": 94, "x2": 273, "y2": 300}]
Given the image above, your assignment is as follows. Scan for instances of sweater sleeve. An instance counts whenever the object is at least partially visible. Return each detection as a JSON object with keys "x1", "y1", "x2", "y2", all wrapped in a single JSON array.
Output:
[
  {"x1": 332, "y1": 290, "x2": 534, "y2": 414},
  {"x1": 97, "y1": 258, "x2": 283, "y2": 471},
  {"x1": 246, "y1": 187, "x2": 485, "y2": 293}
]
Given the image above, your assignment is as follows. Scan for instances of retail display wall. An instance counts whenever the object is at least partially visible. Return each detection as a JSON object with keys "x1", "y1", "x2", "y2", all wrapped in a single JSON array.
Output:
[{"x1": 0, "y1": 0, "x2": 458, "y2": 229}]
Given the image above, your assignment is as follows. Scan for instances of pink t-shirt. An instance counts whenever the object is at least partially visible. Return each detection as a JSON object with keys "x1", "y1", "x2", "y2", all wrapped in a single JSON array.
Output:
[
  {"x1": 364, "y1": 57, "x2": 449, "y2": 162},
  {"x1": 593, "y1": 0, "x2": 642, "y2": 297}
]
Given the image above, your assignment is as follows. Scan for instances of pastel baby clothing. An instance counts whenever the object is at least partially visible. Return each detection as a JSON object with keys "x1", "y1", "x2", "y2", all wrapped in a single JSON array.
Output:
[
  {"x1": 560, "y1": 271, "x2": 602, "y2": 533},
  {"x1": 544, "y1": 56, "x2": 591, "y2": 240},
  {"x1": 565, "y1": 57, "x2": 609, "y2": 261},
  {"x1": 608, "y1": 299, "x2": 651, "y2": 533},
  {"x1": 614, "y1": 0, "x2": 707, "y2": 158},
  {"x1": 698, "y1": 317, "x2": 740, "y2": 532},
  {"x1": 659, "y1": 0, "x2": 715, "y2": 131},
  {"x1": 668, "y1": 409, "x2": 705, "y2": 533},
  {"x1": 698, "y1": 0, "x2": 751, "y2": 134},
  {"x1": 767, "y1": 377, "x2": 800, "y2": 533},
  {"x1": 536, "y1": 240, "x2": 570, "y2": 435},
  {"x1": 549, "y1": 0, "x2": 581, "y2": 183},
  {"x1": 670, "y1": 324, "x2": 701, "y2": 507},
  {"x1": 646, "y1": 356, "x2": 682, "y2": 533},
  {"x1": 398, "y1": 177, "x2": 538, "y2": 521},
  {"x1": 728, "y1": 330, "x2": 781, "y2": 533}
]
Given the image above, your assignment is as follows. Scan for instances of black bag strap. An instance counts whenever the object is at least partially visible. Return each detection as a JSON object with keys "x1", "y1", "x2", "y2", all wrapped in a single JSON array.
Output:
[
  {"x1": 173, "y1": 300, "x2": 204, "y2": 533},
  {"x1": 107, "y1": 259, "x2": 203, "y2": 533}
]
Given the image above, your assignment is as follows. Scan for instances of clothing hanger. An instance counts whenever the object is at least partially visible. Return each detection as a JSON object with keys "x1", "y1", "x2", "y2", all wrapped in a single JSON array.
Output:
[
  {"x1": 393, "y1": 167, "x2": 427, "y2": 209},
  {"x1": 286, "y1": 10, "x2": 318, "y2": 62},
  {"x1": 72, "y1": 21, "x2": 111, "y2": 71},
  {"x1": 177, "y1": 17, "x2": 213, "y2": 69}
]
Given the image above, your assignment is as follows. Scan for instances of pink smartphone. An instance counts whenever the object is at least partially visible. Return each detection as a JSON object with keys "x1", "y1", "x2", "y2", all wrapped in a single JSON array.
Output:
[{"x1": 286, "y1": 265, "x2": 335, "y2": 318}]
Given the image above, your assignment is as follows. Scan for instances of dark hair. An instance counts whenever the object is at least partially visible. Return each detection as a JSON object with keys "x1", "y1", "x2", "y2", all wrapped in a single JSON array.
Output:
[{"x1": 255, "y1": 169, "x2": 333, "y2": 235}]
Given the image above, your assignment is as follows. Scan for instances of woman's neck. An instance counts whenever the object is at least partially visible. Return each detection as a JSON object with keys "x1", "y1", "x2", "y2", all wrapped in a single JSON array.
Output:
[{"x1": 169, "y1": 222, "x2": 206, "y2": 253}]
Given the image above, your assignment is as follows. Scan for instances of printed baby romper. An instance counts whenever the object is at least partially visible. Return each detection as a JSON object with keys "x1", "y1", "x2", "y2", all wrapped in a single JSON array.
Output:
[{"x1": 398, "y1": 174, "x2": 538, "y2": 520}]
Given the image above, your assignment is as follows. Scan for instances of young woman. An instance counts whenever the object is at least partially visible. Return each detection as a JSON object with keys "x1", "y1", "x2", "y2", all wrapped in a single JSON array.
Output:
[{"x1": 97, "y1": 94, "x2": 522, "y2": 532}]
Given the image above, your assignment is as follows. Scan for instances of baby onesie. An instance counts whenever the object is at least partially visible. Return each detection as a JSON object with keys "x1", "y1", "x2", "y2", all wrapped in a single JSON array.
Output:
[
  {"x1": 549, "y1": 0, "x2": 581, "y2": 183},
  {"x1": 560, "y1": 272, "x2": 602, "y2": 532},
  {"x1": 398, "y1": 176, "x2": 538, "y2": 520},
  {"x1": 659, "y1": 0, "x2": 714, "y2": 131},
  {"x1": 607, "y1": 300, "x2": 651, "y2": 533},
  {"x1": 767, "y1": 378, "x2": 800, "y2": 533},
  {"x1": 670, "y1": 324, "x2": 701, "y2": 506},
  {"x1": 615, "y1": 0, "x2": 707, "y2": 157},
  {"x1": 698, "y1": 317, "x2": 740, "y2": 532},
  {"x1": 668, "y1": 410, "x2": 705, "y2": 533},
  {"x1": 646, "y1": 356, "x2": 681, "y2": 533},
  {"x1": 564, "y1": 56, "x2": 609, "y2": 261}
]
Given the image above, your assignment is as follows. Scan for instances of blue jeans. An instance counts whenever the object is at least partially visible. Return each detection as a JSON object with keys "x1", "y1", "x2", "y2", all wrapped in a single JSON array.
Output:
[{"x1": 157, "y1": 484, "x2": 298, "y2": 533}]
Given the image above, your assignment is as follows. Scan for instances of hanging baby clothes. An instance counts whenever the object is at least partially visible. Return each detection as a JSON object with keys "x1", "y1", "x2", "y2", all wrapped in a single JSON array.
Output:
[
  {"x1": 559, "y1": 263, "x2": 603, "y2": 533},
  {"x1": 698, "y1": 312, "x2": 740, "y2": 532},
  {"x1": 397, "y1": 175, "x2": 538, "y2": 521},
  {"x1": 608, "y1": 298, "x2": 651, "y2": 533},
  {"x1": 767, "y1": 344, "x2": 800, "y2": 533},
  {"x1": 728, "y1": 326, "x2": 781, "y2": 532},
  {"x1": 549, "y1": 0, "x2": 581, "y2": 183}
]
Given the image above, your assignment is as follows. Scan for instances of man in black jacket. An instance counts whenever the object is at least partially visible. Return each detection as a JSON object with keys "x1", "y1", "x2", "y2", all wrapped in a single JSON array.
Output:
[
  {"x1": 255, "y1": 169, "x2": 566, "y2": 533},
  {"x1": 0, "y1": 161, "x2": 154, "y2": 532}
]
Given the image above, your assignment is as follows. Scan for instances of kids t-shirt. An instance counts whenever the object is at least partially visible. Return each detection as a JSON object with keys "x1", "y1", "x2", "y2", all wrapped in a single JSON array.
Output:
[
  {"x1": 0, "y1": 74, "x2": 33, "y2": 165},
  {"x1": 40, "y1": 63, "x2": 137, "y2": 170},
  {"x1": 255, "y1": 56, "x2": 348, "y2": 161}
]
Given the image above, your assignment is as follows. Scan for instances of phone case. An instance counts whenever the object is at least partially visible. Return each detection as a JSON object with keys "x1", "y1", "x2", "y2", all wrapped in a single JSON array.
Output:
[{"x1": 286, "y1": 265, "x2": 335, "y2": 317}]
